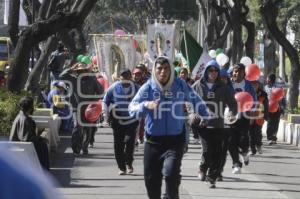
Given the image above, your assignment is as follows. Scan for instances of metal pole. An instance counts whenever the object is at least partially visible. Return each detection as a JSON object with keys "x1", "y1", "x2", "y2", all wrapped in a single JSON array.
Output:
[{"x1": 31, "y1": 0, "x2": 35, "y2": 69}]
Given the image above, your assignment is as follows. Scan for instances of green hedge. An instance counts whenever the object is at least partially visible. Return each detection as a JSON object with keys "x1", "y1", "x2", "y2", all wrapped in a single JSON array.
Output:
[{"x1": 0, "y1": 88, "x2": 30, "y2": 136}]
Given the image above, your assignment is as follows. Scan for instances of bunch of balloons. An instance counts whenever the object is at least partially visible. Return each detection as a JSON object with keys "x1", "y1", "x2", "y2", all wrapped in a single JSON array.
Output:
[{"x1": 76, "y1": 54, "x2": 92, "y2": 65}]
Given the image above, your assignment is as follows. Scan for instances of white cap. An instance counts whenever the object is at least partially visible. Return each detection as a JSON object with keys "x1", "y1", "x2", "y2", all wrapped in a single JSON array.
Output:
[{"x1": 57, "y1": 81, "x2": 67, "y2": 90}]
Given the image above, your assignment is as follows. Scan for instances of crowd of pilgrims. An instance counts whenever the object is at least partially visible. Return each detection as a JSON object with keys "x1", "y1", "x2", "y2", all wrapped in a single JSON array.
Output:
[{"x1": 9, "y1": 47, "x2": 286, "y2": 198}]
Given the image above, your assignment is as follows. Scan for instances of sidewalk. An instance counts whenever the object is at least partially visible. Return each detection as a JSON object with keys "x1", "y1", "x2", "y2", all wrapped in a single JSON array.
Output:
[{"x1": 50, "y1": 127, "x2": 300, "y2": 199}]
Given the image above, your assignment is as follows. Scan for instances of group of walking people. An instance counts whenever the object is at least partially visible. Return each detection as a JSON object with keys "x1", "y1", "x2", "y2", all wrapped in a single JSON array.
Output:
[
  {"x1": 100, "y1": 54, "x2": 285, "y2": 198},
  {"x1": 8, "y1": 41, "x2": 286, "y2": 199}
]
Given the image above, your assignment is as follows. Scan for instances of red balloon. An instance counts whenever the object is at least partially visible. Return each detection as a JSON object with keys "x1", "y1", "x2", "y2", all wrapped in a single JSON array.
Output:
[
  {"x1": 92, "y1": 56, "x2": 97, "y2": 65},
  {"x1": 270, "y1": 88, "x2": 284, "y2": 101},
  {"x1": 235, "y1": 91, "x2": 254, "y2": 112},
  {"x1": 85, "y1": 101, "x2": 102, "y2": 123},
  {"x1": 269, "y1": 100, "x2": 279, "y2": 113},
  {"x1": 133, "y1": 39, "x2": 138, "y2": 49},
  {"x1": 245, "y1": 64, "x2": 260, "y2": 81},
  {"x1": 97, "y1": 76, "x2": 109, "y2": 91}
]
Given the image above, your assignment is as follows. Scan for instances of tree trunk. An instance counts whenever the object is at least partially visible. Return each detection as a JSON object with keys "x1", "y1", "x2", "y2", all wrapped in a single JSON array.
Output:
[
  {"x1": 38, "y1": 0, "x2": 50, "y2": 20},
  {"x1": 25, "y1": 36, "x2": 57, "y2": 92},
  {"x1": 231, "y1": 24, "x2": 243, "y2": 64},
  {"x1": 7, "y1": 30, "x2": 32, "y2": 93},
  {"x1": 263, "y1": 36, "x2": 277, "y2": 76},
  {"x1": 8, "y1": 0, "x2": 20, "y2": 47},
  {"x1": 260, "y1": 0, "x2": 300, "y2": 109},
  {"x1": 242, "y1": 20, "x2": 255, "y2": 60},
  {"x1": 7, "y1": 0, "x2": 97, "y2": 93}
]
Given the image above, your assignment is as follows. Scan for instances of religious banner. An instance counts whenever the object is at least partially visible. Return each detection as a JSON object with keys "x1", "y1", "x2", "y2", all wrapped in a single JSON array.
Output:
[
  {"x1": 92, "y1": 34, "x2": 137, "y2": 83},
  {"x1": 147, "y1": 20, "x2": 180, "y2": 62}
]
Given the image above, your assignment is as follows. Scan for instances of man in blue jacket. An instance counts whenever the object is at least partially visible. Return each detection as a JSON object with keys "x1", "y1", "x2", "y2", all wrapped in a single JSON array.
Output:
[
  {"x1": 129, "y1": 56, "x2": 210, "y2": 199},
  {"x1": 229, "y1": 63, "x2": 257, "y2": 174},
  {"x1": 103, "y1": 68, "x2": 140, "y2": 175}
]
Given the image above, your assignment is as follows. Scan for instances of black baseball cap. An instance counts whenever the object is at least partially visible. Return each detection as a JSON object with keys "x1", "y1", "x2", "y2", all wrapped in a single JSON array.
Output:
[
  {"x1": 233, "y1": 63, "x2": 245, "y2": 70},
  {"x1": 120, "y1": 68, "x2": 131, "y2": 76}
]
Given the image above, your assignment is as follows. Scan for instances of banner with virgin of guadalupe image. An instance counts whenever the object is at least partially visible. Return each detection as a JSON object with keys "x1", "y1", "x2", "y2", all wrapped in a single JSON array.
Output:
[
  {"x1": 147, "y1": 20, "x2": 180, "y2": 63},
  {"x1": 92, "y1": 34, "x2": 137, "y2": 83}
]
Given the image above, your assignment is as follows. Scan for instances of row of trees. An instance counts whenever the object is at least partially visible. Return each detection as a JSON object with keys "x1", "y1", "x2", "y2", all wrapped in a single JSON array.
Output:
[{"x1": 6, "y1": 0, "x2": 300, "y2": 109}]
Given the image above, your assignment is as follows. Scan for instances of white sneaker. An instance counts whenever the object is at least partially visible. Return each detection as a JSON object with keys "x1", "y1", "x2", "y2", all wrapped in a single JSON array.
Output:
[
  {"x1": 232, "y1": 166, "x2": 241, "y2": 174},
  {"x1": 243, "y1": 153, "x2": 250, "y2": 166},
  {"x1": 118, "y1": 170, "x2": 126, "y2": 175},
  {"x1": 257, "y1": 146, "x2": 263, "y2": 154},
  {"x1": 191, "y1": 138, "x2": 200, "y2": 144}
]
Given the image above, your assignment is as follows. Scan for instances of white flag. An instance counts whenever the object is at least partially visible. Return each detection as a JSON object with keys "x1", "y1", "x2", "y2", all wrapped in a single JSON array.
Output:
[{"x1": 191, "y1": 49, "x2": 211, "y2": 79}]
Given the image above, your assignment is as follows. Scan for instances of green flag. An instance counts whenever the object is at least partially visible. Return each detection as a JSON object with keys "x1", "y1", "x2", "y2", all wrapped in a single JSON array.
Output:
[{"x1": 180, "y1": 30, "x2": 203, "y2": 71}]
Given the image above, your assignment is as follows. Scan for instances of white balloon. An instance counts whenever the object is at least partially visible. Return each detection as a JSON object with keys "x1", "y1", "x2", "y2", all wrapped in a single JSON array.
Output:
[
  {"x1": 216, "y1": 53, "x2": 229, "y2": 67},
  {"x1": 208, "y1": 49, "x2": 216, "y2": 59},
  {"x1": 240, "y1": 56, "x2": 252, "y2": 67}
]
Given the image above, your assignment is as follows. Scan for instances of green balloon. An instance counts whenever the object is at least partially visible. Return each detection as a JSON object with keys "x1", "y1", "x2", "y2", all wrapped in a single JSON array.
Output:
[
  {"x1": 216, "y1": 48, "x2": 223, "y2": 55},
  {"x1": 81, "y1": 56, "x2": 91, "y2": 64},
  {"x1": 76, "y1": 54, "x2": 84, "y2": 62}
]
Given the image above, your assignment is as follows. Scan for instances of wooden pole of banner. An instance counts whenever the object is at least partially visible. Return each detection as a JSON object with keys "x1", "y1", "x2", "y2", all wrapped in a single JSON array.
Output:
[
  {"x1": 110, "y1": 15, "x2": 114, "y2": 33},
  {"x1": 182, "y1": 22, "x2": 189, "y2": 67}
]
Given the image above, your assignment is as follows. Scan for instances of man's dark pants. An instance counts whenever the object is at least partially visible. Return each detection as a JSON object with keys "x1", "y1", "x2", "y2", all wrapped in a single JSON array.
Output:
[
  {"x1": 144, "y1": 134, "x2": 184, "y2": 199},
  {"x1": 228, "y1": 116, "x2": 250, "y2": 168},
  {"x1": 112, "y1": 120, "x2": 138, "y2": 171},
  {"x1": 266, "y1": 110, "x2": 281, "y2": 141},
  {"x1": 198, "y1": 128, "x2": 224, "y2": 182}
]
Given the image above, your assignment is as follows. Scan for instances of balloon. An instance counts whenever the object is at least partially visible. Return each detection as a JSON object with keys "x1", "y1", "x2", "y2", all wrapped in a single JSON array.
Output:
[
  {"x1": 270, "y1": 88, "x2": 284, "y2": 101},
  {"x1": 114, "y1": 29, "x2": 126, "y2": 36},
  {"x1": 97, "y1": 76, "x2": 109, "y2": 91},
  {"x1": 269, "y1": 100, "x2": 279, "y2": 113},
  {"x1": 92, "y1": 56, "x2": 97, "y2": 65},
  {"x1": 216, "y1": 53, "x2": 229, "y2": 67},
  {"x1": 133, "y1": 39, "x2": 138, "y2": 49},
  {"x1": 76, "y1": 54, "x2": 84, "y2": 62},
  {"x1": 81, "y1": 56, "x2": 91, "y2": 65},
  {"x1": 245, "y1": 64, "x2": 260, "y2": 81},
  {"x1": 209, "y1": 50, "x2": 216, "y2": 58},
  {"x1": 235, "y1": 91, "x2": 254, "y2": 112},
  {"x1": 216, "y1": 48, "x2": 223, "y2": 55},
  {"x1": 85, "y1": 101, "x2": 102, "y2": 123},
  {"x1": 240, "y1": 56, "x2": 252, "y2": 67}
]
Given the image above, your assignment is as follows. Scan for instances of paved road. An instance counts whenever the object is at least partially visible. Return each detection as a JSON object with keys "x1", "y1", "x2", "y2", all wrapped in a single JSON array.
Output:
[{"x1": 50, "y1": 127, "x2": 300, "y2": 199}]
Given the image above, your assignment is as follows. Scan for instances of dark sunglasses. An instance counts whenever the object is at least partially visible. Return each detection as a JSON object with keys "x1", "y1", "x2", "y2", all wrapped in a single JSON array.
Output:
[{"x1": 208, "y1": 69, "x2": 218, "y2": 73}]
